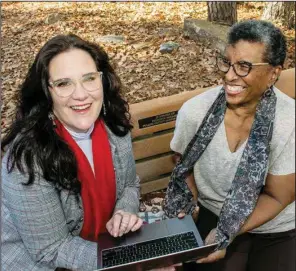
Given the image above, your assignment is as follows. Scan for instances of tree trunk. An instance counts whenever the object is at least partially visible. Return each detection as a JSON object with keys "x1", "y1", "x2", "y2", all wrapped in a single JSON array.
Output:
[
  {"x1": 262, "y1": 2, "x2": 295, "y2": 29},
  {"x1": 207, "y1": 2, "x2": 237, "y2": 26}
]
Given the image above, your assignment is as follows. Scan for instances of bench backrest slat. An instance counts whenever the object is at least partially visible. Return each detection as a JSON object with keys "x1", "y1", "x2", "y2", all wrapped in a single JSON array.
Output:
[
  {"x1": 130, "y1": 87, "x2": 211, "y2": 138},
  {"x1": 140, "y1": 176, "x2": 171, "y2": 195},
  {"x1": 133, "y1": 132, "x2": 174, "y2": 160}
]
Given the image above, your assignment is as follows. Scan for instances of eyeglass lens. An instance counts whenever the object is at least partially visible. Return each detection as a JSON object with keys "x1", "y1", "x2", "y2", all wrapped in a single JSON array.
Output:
[
  {"x1": 216, "y1": 57, "x2": 251, "y2": 77},
  {"x1": 52, "y1": 72, "x2": 102, "y2": 97}
]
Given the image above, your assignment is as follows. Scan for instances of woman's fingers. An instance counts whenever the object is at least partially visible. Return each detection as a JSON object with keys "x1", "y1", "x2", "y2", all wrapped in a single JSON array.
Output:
[
  {"x1": 111, "y1": 212, "x2": 123, "y2": 237},
  {"x1": 106, "y1": 219, "x2": 113, "y2": 234},
  {"x1": 107, "y1": 211, "x2": 143, "y2": 237},
  {"x1": 131, "y1": 217, "x2": 143, "y2": 232},
  {"x1": 196, "y1": 248, "x2": 226, "y2": 264},
  {"x1": 177, "y1": 212, "x2": 186, "y2": 219},
  {"x1": 178, "y1": 206, "x2": 199, "y2": 221},
  {"x1": 123, "y1": 214, "x2": 137, "y2": 234},
  {"x1": 123, "y1": 214, "x2": 143, "y2": 234},
  {"x1": 149, "y1": 267, "x2": 176, "y2": 271},
  {"x1": 118, "y1": 212, "x2": 130, "y2": 236},
  {"x1": 205, "y1": 228, "x2": 217, "y2": 245},
  {"x1": 192, "y1": 206, "x2": 200, "y2": 222}
]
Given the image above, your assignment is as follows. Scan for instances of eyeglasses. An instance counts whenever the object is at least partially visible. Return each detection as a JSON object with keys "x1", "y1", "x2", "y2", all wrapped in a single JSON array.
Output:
[
  {"x1": 49, "y1": 71, "x2": 103, "y2": 97},
  {"x1": 216, "y1": 56, "x2": 269, "y2": 77}
]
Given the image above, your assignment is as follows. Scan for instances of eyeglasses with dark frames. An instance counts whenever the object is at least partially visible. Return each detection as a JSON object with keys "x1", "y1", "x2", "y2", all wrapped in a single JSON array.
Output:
[
  {"x1": 216, "y1": 56, "x2": 269, "y2": 77},
  {"x1": 49, "y1": 71, "x2": 103, "y2": 98}
]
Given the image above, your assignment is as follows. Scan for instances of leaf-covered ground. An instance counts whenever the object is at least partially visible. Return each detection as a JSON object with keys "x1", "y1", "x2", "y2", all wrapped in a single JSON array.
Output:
[{"x1": 1, "y1": 2, "x2": 295, "y2": 137}]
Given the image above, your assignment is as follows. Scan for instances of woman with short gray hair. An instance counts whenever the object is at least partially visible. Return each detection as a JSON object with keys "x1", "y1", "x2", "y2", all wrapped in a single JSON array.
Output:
[{"x1": 165, "y1": 20, "x2": 295, "y2": 271}]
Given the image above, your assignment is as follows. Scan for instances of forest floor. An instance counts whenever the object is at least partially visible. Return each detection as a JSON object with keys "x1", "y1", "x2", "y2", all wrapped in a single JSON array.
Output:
[{"x1": 1, "y1": 2, "x2": 295, "y2": 137}]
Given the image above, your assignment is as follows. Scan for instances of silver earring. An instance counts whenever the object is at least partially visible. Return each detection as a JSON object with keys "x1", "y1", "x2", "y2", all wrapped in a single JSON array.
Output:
[
  {"x1": 103, "y1": 102, "x2": 107, "y2": 116},
  {"x1": 48, "y1": 112, "x2": 57, "y2": 128}
]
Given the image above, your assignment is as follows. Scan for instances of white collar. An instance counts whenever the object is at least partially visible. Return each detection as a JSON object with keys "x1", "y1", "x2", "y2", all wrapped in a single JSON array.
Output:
[{"x1": 65, "y1": 123, "x2": 94, "y2": 140}]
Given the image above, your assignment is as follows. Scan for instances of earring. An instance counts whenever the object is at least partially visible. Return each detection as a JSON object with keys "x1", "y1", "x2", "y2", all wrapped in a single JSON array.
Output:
[
  {"x1": 48, "y1": 112, "x2": 57, "y2": 128},
  {"x1": 102, "y1": 102, "x2": 107, "y2": 116}
]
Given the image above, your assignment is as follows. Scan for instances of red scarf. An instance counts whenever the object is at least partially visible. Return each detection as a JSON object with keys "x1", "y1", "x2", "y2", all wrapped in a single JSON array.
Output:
[{"x1": 55, "y1": 119, "x2": 116, "y2": 242}]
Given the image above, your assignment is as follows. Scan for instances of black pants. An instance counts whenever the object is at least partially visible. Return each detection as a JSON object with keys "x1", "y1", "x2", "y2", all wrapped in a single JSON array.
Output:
[{"x1": 183, "y1": 204, "x2": 296, "y2": 271}]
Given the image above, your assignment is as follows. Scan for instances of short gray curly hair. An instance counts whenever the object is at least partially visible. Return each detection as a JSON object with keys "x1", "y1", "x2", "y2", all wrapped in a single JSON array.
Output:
[{"x1": 228, "y1": 20, "x2": 287, "y2": 67}]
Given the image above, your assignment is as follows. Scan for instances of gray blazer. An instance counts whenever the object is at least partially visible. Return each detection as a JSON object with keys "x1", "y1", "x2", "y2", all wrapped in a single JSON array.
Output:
[{"x1": 1, "y1": 127, "x2": 140, "y2": 271}]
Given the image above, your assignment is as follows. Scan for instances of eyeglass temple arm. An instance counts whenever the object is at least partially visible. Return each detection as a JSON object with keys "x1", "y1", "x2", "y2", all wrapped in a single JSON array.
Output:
[{"x1": 250, "y1": 63, "x2": 269, "y2": 66}]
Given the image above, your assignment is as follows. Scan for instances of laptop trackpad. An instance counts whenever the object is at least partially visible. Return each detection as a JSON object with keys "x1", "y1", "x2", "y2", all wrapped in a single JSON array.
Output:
[{"x1": 123, "y1": 221, "x2": 169, "y2": 245}]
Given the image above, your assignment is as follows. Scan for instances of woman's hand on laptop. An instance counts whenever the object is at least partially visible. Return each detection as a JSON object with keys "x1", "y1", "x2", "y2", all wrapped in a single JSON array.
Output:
[
  {"x1": 196, "y1": 228, "x2": 226, "y2": 264},
  {"x1": 106, "y1": 210, "x2": 143, "y2": 237},
  {"x1": 177, "y1": 206, "x2": 200, "y2": 223},
  {"x1": 149, "y1": 263, "x2": 182, "y2": 271},
  {"x1": 196, "y1": 248, "x2": 226, "y2": 264},
  {"x1": 149, "y1": 267, "x2": 175, "y2": 271}
]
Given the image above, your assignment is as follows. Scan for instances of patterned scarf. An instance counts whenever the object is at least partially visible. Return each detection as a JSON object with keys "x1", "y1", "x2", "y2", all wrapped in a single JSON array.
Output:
[{"x1": 163, "y1": 86, "x2": 276, "y2": 249}]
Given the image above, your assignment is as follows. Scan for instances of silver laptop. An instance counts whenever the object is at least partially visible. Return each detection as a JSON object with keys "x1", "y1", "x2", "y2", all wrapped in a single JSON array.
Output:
[{"x1": 96, "y1": 215, "x2": 218, "y2": 270}]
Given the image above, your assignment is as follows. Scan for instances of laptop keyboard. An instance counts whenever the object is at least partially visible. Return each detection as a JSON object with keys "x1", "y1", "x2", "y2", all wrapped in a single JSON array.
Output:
[{"x1": 102, "y1": 231, "x2": 198, "y2": 268}]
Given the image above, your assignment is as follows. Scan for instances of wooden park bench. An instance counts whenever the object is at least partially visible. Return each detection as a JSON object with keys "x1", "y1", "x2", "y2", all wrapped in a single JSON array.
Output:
[{"x1": 130, "y1": 68, "x2": 295, "y2": 195}]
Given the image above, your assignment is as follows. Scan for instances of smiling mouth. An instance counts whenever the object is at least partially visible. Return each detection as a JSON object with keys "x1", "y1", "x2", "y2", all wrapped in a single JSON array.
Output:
[
  {"x1": 70, "y1": 103, "x2": 91, "y2": 111},
  {"x1": 225, "y1": 85, "x2": 246, "y2": 95}
]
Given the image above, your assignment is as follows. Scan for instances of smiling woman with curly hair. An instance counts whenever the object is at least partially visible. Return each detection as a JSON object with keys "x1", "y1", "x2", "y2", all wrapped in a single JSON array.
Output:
[{"x1": 1, "y1": 34, "x2": 143, "y2": 271}]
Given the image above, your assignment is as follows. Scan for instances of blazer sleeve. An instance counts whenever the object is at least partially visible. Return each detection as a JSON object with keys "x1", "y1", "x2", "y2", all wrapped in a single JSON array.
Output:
[
  {"x1": 113, "y1": 132, "x2": 140, "y2": 214},
  {"x1": 2, "y1": 165, "x2": 98, "y2": 271}
]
